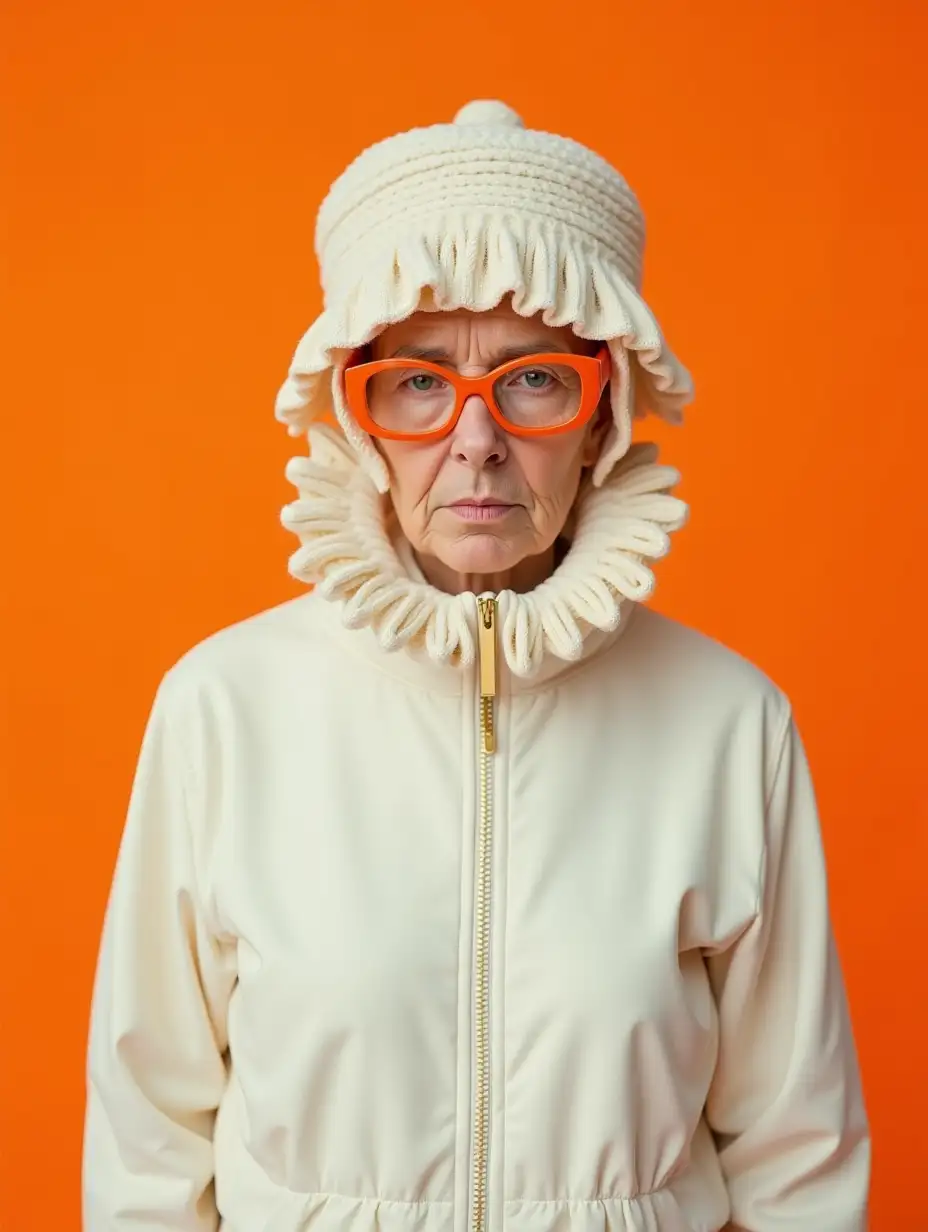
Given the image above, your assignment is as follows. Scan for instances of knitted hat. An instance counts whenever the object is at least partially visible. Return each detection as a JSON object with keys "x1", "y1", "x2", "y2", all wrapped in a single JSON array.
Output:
[{"x1": 275, "y1": 99, "x2": 694, "y2": 493}]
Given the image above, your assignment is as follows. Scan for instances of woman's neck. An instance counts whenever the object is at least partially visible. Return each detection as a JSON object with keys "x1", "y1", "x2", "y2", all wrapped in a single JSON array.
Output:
[
  {"x1": 410, "y1": 539, "x2": 572, "y2": 596},
  {"x1": 412, "y1": 542, "x2": 557, "y2": 596}
]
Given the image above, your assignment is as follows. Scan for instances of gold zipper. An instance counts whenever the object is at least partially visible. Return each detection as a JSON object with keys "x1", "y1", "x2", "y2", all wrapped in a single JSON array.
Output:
[{"x1": 471, "y1": 596, "x2": 497, "y2": 1232}]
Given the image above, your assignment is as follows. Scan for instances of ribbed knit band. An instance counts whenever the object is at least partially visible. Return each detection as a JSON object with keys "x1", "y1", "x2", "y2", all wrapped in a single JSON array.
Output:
[{"x1": 275, "y1": 100, "x2": 694, "y2": 492}]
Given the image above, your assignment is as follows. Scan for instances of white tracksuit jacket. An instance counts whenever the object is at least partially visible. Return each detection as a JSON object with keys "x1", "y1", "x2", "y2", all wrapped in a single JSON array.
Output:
[{"x1": 83, "y1": 428, "x2": 870, "y2": 1231}]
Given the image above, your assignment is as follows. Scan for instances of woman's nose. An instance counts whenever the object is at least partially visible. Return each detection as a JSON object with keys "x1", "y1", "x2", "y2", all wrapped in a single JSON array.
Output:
[{"x1": 450, "y1": 395, "x2": 508, "y2": 468}]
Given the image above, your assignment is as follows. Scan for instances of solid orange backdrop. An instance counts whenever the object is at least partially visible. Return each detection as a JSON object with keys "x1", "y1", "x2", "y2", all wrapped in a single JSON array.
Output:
[{"x1": 2, "y1": 1, "x2": 926, "y2": 1227}]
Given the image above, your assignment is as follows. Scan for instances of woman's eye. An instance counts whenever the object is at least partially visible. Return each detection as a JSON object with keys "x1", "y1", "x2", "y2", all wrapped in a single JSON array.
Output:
[
  {"x1": 406, "y1": 373, "x2": 439, "y2": 392},
  {"x1": 519, "y1": 369, "x2": 553, "y2": 389}
]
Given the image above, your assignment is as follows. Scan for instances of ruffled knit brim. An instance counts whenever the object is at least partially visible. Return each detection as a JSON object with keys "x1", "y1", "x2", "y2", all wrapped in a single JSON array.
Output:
[
  {"x1": 274, "y1": 215, "x2": 693, "y2": 493},
  {"x1": 280, "y1": 424, "x2": 689, "y2": 678}
]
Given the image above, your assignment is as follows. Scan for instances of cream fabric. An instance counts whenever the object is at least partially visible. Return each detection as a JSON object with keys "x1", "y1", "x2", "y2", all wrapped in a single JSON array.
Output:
[
  {"x1": 273, "y1": 100, "x2": 694, "y2": 493},
  {"x1": 83, "y1": 437, "x2": 870, "y2": 1231}
]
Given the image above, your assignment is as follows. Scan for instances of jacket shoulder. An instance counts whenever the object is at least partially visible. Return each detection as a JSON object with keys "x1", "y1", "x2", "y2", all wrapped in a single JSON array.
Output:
[
  {"x1": 620, "y1": 604, "x2": 794, "y2": 731},
  {"x1": 155, "y1": 591, "x2": 326, "y2": 706}
]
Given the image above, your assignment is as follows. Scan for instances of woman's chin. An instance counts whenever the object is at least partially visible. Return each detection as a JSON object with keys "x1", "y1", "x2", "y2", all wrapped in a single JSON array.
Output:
[{"x1": 437, "y1": 533, "x2": 524, "y2": 577}]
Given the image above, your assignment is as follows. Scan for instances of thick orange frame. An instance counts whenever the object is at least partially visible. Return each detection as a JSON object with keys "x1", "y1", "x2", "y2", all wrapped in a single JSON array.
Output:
[{"x1": 343, "y1": 345, "x2": 612, "y2": 441}]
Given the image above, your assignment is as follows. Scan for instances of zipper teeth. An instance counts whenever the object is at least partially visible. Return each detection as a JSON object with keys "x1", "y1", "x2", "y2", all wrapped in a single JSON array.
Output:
[
  {"x1": 472, "y1": 597, "x2": 497, "y2": 1232},
  {"x1": 472, "y1": 708, "x2": 493, "y2": 1232}
]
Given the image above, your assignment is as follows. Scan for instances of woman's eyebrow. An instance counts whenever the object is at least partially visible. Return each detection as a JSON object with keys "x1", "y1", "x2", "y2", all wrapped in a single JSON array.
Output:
[
  {"x1": 387, "y1": 341, "x2": 573, "y2": 363},
  {"x1": 388, "y1": 345, "x2": 453, "y2": 362}
]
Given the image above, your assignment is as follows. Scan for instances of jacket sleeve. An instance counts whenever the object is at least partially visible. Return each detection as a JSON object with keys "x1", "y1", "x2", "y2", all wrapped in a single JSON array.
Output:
[
  {"x1": 704, "y1": 704, "x2": 870, "y2": 1232},
  {"x1": 83, "y1": 672, "x2": 237, "y2": 1231}
]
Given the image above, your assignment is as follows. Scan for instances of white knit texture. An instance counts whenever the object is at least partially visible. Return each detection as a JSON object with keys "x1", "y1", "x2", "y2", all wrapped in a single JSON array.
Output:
[
  {"x1": 275, "y1": 101, "x2": 694, "y2": 492},
  {"x1": 280, "y1": 424, "x2": 689, "y2": 678}
]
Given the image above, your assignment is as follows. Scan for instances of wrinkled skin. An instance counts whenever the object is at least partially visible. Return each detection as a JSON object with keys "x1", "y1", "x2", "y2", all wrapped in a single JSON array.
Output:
[{"x1": 372, "y1": 302, "x2": 610, "y2": 595}]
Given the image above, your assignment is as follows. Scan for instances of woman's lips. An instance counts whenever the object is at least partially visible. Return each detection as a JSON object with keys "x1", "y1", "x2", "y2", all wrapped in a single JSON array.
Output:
[{"x1": 448, "y1": 502, "x2": 514, "y2": 522}]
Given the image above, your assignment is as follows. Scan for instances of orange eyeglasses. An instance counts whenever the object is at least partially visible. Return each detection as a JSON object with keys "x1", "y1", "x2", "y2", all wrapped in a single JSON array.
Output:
[{"x1": 343, "y1": 346, "x2": 612, "y2": 442}]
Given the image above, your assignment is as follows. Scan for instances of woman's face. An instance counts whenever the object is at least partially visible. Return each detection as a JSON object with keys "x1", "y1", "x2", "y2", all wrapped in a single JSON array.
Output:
[{"x1": 370, "y1": 303, "x2": 608, "y2": 594}]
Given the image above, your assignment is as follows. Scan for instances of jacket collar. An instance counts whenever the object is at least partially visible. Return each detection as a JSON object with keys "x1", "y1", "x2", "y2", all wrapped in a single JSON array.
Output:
[{"x1": 281, "y1": 425, "x2": 688, "y2": 685}]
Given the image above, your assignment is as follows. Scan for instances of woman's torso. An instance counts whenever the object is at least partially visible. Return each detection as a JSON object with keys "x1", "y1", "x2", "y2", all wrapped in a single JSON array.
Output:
[{"x1": 168, "y1": 589, "x2": 783, "y2": 1232}]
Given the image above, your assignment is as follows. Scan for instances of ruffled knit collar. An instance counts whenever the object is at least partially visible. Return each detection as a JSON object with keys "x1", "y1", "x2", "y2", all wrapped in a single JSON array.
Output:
[{"x1": 280, "y1": 425, "x2": 688, "y2": 680}]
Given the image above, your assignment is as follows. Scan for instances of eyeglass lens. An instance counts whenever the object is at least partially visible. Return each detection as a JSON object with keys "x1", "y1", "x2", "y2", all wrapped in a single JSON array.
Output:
[{"x1": 366, "y1": 361, "x2": 585, "y2": 433}]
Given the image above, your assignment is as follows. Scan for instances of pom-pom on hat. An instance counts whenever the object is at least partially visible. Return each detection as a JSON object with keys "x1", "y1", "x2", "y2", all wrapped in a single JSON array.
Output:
[{"x1": 275, "y1": 100, "x2": 694, "y2": 493}]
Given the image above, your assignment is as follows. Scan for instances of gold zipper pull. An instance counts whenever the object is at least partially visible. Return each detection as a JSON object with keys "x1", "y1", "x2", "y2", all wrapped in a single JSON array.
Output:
[{"x1": 477, "y1": 597, "x2": 497, "y2": 755}]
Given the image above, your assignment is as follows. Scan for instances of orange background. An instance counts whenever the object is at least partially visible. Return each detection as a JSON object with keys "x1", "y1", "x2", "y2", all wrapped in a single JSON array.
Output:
[{"x1": 2, "y1": 0, "x2": 926, "y2": 1227}]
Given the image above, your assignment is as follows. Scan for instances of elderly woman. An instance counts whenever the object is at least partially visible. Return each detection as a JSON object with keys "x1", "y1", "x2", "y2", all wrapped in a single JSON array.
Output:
[{"x1": 83, "y1": 101, "x2": 870, "y2": 1231}]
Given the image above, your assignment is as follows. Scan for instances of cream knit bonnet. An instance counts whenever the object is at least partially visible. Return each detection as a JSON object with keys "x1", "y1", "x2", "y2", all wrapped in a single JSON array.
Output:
[{"x1": 274, "y1": 99, "x2": 694, "y2": 492}]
